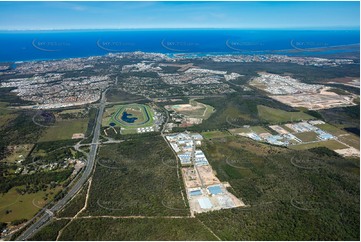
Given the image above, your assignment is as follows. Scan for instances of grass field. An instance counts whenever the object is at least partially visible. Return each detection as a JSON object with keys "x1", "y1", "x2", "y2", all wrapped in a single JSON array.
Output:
[
  {"x1": 58, "y1": 218, "x2": 217, "y2": 240},
  {"x1": 0, "y1": 113, "x2": 18, "y2": 128},
  {"x1": 57, "y1": 109, "x2": 85, "y2": 115},
  {"x1": 0, "y1": 102, "x2": 14, "y2": 116},
  {"x1": 102, "y1": 104, "x2": 154, "y2": 134},
  {"x1": 101, "y1": 105, "x2": 119, "y2": 126},
  {"x1": 82, "y1": 135, "x2": 188, "y2": 216},
  {"x1": 228, "y1": 127, "x2": 252, "y2": 135},
  {"x1": 0, "y1": 101, "x2": 17, "y2": 131},
  {"x1": 39, "y1": 119, "x2": 88, "y2": 142},
  {"x1": 293, "y1": 131, "x2": 320, "y2": 142},
  {"x1": 338, "y1": 134, "x2": 360, "y2": 150},
  {"x1": 0, "y1": 186, "x2": 61, "y2": 223},
  {"x1": 250, "y1": 126, "x2": 271, "y2": 134},
  {"x1": 257, "y1": 105, "x2": 314, "y2": 123},
  {"x1": 314, "y1": 123, "x2": 349, "y2": 137},
  {"x1": 171, "y1": 99, "x2": 215, "y2": 119},
  {"x1": 281, "y1": 124, "x2": 295, "y2": 133},
  {"x1": 289, "y1": 140, "x2": 348, "y2": 151},
  {"x1": 0, "y1": 144, "x2": 34, "y2": 163},
  {"x1": 202, "y1": 130, "x2": 231, "y2": 139}
]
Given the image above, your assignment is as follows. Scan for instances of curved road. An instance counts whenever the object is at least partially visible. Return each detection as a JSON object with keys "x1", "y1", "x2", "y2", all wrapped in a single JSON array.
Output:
[{"x1": 17, "y1": 90, "x2": 107, "y2": 240}]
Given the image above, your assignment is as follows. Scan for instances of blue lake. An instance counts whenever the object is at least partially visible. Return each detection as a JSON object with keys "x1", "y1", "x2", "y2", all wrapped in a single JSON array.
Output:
[{"x1": 121, "y1": 111, "x2": 138, "y2": 123}]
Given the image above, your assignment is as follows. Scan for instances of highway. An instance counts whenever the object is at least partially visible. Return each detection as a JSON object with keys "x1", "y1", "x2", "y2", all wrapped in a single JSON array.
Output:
[{"x1": 17, "y1": 90, "x2": 107, "y2": 240}]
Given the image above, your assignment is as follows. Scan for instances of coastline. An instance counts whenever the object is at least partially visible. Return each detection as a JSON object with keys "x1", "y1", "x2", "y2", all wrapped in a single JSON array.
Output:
[{"x1": 0, "y1": 29, "x2": 359, "y2": 63}]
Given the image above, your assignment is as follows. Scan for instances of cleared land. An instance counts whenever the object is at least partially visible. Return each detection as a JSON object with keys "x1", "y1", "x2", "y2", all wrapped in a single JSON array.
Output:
[
  {"x1": 228, "y1": 127, "x2": 252, "y2": 135},
  {"x1": 82, "y1": 135, "x2": 188, "y2": 216},
  {"x1": 315, "y1": 123, "x2": 350, "y2": 136},
  {"x1": 257, "y1": 105, "x2": 314, "y2": 123},
  {"x1": 201, "y1": 131, "x2": 231, "y2": 139},
  {"x1": 39, "y1": 119, "x2": 88, "y2": 142},
  {"x1": 338, "y1": 134, "x2": 360, "y2": 150},
  {"x1": 250, "y1": 126, "x2": 271, "y2": 135},
  {"x1": 251, "y1": 73, "x2": 356, "y2": 110},
  {"x1": 56, "y1": 108, "x2": 85, "y2": 115},
  {"x1": 169, "y1": 99, "x2": 215, "y2": 119},
  {"x1": 0, "y1": 186, "x2": 61, "y2": 223},
  {"x1": 271, "y1": 89, "x2": 356, "y2": 110},
  {"x1": 289, "y1": 140, "x2": 348, "y2": 151},
  {"x1": 293, "y1": 131, "x2": 320, "y2": 142}
]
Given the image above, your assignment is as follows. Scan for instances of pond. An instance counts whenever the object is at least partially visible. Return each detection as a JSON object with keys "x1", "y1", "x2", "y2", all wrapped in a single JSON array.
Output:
[{"x1": 121, "y1": 111, "x2": 138, "y2": 123}]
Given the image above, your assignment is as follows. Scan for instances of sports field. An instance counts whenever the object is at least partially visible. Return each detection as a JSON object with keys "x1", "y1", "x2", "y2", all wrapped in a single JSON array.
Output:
[
  {"x1": 102, "y1": 104, "x2": 155, "y2": 134},
  {"x1": 38, "y1": 119, "x2": 88, "y2": 142},
  {"x1": 257, "y1": 105, "x2": 314, "y2": 123}
]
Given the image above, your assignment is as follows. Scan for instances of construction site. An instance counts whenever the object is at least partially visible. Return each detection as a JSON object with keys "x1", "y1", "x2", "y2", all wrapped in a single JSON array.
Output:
[
  {"x1": 166, "y1": 133, "x2": 245, "y2": 214},
  {"x1": 250, "y1": 72, "x2": 357, "y2": 110},
  {"x1": 165, "y1": 100, "x2": 214, "y2": 128}
]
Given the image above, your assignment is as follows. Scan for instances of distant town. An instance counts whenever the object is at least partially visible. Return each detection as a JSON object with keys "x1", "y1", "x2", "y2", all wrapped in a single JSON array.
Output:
[{"x1": 0, "y1": 52, "x2": 358, "y2": 110}]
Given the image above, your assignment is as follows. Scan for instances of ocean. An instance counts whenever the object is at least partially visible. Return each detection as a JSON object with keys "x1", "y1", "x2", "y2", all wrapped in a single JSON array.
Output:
[{"x1": 0, "y1": 29, "x2": 359, "y2": 62}]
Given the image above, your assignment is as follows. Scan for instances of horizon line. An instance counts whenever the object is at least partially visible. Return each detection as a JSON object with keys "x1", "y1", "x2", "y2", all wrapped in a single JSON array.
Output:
[{"x1": 0, "y1": 26, "x2": 360, "y2": 32}]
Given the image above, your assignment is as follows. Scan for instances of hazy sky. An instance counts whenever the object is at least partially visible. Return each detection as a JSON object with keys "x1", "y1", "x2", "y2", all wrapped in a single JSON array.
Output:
[{"x1": 0, "y1": 1, "x2": 359, "y2": 30}]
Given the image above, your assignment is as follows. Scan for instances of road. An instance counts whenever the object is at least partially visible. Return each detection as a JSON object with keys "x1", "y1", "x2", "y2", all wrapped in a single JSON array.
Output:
[{"x1": 17, "y1": 89, "x2": 107, "y2": 241}]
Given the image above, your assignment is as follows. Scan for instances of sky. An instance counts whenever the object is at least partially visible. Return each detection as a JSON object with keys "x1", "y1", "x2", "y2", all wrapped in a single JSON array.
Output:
[{"x1": 0, "y1": 1, "x2": 359, "y2": 30}]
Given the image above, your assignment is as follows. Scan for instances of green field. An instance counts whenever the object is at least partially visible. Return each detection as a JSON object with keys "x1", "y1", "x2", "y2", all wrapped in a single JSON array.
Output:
[
  {"x1": 280, "y1": 124, "x2": 295, "y2": 133},
  {"x1": 293, "y1": 131, "x2": 320, "y2": 142},
  {"x1": 228, "y1": 127, "x2": 252, "y2": 135},
  {"x1": 171, "y1": 99, "x2": 215, "y2": 119},
  {"x1": 250, "y1": 126, "x2": 271, "y2": 134},
  {"x1": 102, "y1": 104, "x2": 155, "y2": 134},
  {"x1": 338, "y1": 134, "x2": 360, "y2": 150},
  {"x1": 0, "y1": 186, "x2": 61, "y2": 223},
  {"x1": 0, "y1": 144, "x2": 34, "y2": 163},
  {"x1": 315, "y1": 123, "x2": 350, "y2": 137},
  {"x1": 82, "y1": 135, "x2": 188, "y2": 216},
  {"x1": 201, "y1": 130, "x2": 231, "y2": 139},
  {"x1": 0, "y1": 113, "x2": 18, "y2": 129},
  {"x1": 290, "y1": 140, "x2": 348, "y2": 151},
  {"x1": 57, "y1": 108, "x2": 85, "y2": 115},
  {"x1": 39, "y1": 119, "x2": 88, "y2": 142},
  {"x1": 257, "y1": 105, "x2": 315, "y2": 123}
]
